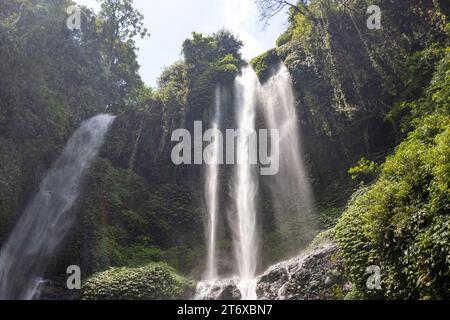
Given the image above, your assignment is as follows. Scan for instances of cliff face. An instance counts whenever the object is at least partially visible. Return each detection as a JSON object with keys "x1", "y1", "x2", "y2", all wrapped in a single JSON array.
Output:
[{"x1": 252, "y1": 1, "x2": 449, "y2": 212}]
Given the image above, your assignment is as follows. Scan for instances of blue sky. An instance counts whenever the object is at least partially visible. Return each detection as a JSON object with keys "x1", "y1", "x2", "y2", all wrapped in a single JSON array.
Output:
[{"x1": 75, "y1": 0, "x2": 288, "y2": 87}]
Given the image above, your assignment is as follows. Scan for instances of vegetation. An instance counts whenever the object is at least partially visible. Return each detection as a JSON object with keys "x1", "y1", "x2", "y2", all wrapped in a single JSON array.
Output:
[
  {"x1": 0, "y1": 0, "x2": 244, "y2": 282},
  {"x1": 81, "y1": 263, "x2": 195, "y2": 300},
  {"x1": 256, "y1": 0, "x2": 449, "y2": 299},
  {"x1": 0, "y1": 0, "x2": 449, "y2": 300},
  {"x1": 0, "y1": 0, "x2": 149, "y2": 239},
  {"x1": 335, "y1": 51, "x2": 450, "y2": 300}
]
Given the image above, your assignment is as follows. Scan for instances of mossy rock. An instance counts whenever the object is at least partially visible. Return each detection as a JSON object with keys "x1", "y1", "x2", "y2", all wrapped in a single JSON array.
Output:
[
  {"x1": 250, "y1": 49, "x2": 281, "y2": 83},
  {"x1": 81, "y1": 263, "x2": 196, "y2": 300}
]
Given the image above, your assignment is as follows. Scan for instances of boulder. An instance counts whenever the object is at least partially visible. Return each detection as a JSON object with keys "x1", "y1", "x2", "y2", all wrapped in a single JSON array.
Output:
[
  {"x1": 256, "y1": 243, "x2": 351, "y2": 300},
  {"x1": 195, "y1": 279, "x2": 242, "y2": 300}
]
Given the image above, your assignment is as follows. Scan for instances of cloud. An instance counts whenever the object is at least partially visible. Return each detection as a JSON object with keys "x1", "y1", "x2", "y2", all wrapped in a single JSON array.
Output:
[{"x1": 220, "y1": 0, "x2": 264, "y2": 60}]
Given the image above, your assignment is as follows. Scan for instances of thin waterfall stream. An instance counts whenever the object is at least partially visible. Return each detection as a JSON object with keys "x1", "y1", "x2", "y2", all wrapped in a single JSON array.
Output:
[
  {"x1": 205, "y1": 86, "x2": 222, "y2": 281},
  {"x1": 232, "y1": 66, "x2": 260, "y2": 300},
  {"x1": 0, "y1": 114, "x2": 115, "y2": 300},
  {"x1": 261, "y1": 62, "x2": 315, "y2": 230}
]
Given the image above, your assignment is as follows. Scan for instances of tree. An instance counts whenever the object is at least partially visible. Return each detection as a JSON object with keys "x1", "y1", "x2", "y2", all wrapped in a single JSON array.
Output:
[
  {"x1": 256, "y1": 0, "x2": 310, "y2": 25},
  {"x1": 97, "y1": 0, "x2": 150, "y2": 111},
  {"x1": 181, "y1": 29, "x2": 243, "y2": 76},
  {"x1": 213, "y1": 29, "x2": 243, "y2": 60}
]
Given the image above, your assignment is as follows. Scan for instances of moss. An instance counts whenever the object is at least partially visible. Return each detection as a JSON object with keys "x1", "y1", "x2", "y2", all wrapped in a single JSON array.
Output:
[
  {"x1": 250, "y1": 49, "x2": 281, "y2": 83},
  {"x1": 125, "y1": 245, "x2": 165, "y2": 267},
  {"x1": 81, "y1": 263, "x2": 196, "y2": 300},
  {"x1": 332, "y1": 284, "x2": 345, "y2": 300},
  {"x1": 276, "y1": 30, "x2": 293, "y2": 47}
]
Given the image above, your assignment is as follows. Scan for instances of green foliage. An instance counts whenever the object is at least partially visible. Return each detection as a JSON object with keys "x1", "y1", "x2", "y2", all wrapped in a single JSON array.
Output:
[
  {"x1": 125, "y1": 245, "x2": 165, "y2": 267},
  {"x1": 251, "y1": 49, "x2": 280, "y2": 82},
  {"x1": 275, "y1": 30, "x2": 292, "y2": 47},
  {"x1": 335, "y1": 57, "x2": 450, "y2": 299},
  {"x1": 387, "y1": 46, "x2": 448, "y2": 132},
  {"x1": 0, "y1": 0, "x2": 152, "y2": 239},
  {"x1": 81, "y1": 263, "x2": 195, "y2": 300},
  {"x1": 309, "y1": 228, "x2": 336, "y2": 249},
  {"x1": 348, "y1": 158, "x2": 381, "y2": 182},
  {"x1": 97, "y1": 0, "x2": 150, "y2": 112},
  {"x1": 182, "y1": 30, "x2": 244, "y2": 123},
  {"x1": 317, "y1": 206, "x2": 342, "y2": 230},
  {"x1": 274, "y1": 0, "x2": 448, "y2": 136},
  {"x1": 336, "y1": 48, "x2": 450, "y2": 300},
  {"x1": 75, "y1": 158, "x2": 204, "y2": 275},
  {"x1": 182, "y1": 30, "x2": 242, "y2": 71},
  {"x1": 261, "y1": 1, "x2": 450, "y2": 230}
]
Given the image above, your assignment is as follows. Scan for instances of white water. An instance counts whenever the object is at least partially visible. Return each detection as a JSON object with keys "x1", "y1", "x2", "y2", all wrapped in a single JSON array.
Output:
[
  {"x1": 232, "y1": 66, "x2": 260, "y2": 300},
  {"x1": 0, "y1": 114, "x2": 115, "y2": 300},
  {"x1": 261, "y1": 63, "x2": 314, "y2": 227},
  {"x1": 205, "y1": 86, "x2": 222, "y2": 280},
  {"x1": 196, "y1": 63, "x2": 313, "y2": 301}
]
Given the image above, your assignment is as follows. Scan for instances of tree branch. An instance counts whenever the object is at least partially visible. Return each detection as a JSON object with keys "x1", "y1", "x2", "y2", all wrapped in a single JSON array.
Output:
[{"x1": 256, "y1": 0, "x2": 312, "y2": 26}]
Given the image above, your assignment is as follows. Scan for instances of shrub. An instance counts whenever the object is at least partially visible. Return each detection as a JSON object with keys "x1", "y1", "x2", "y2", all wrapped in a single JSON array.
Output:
[
  {"x1": 250, "y1": 49, "x2": 280, "y2": 82},
  {"x1": 81, "y1": 263, "x2": 195, "y2": 300},
  {"x1": 335, "y1": 51, "x2": 450, "y2": 299},
  {"x1": 335, "y1": 114, "x2": 450, "y2": 299}
]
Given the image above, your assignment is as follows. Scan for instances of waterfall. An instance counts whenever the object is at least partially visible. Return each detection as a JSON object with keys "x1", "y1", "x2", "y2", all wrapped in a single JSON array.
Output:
[
  {"x1": 0, "y1": 114, "x2": 115, "y2": 300},
  {"x1": 261, "y1": 63, "x2": 315, "y2": 236},
  {"x1": 232, "y1": 66, "x2": 260, "y2": 300},
  {"x1": 196, "y1": 63, "x2": 314, "y2": 301},
  {"x1": 205, "y1": 86, "x2": 222, "y2": 281}
]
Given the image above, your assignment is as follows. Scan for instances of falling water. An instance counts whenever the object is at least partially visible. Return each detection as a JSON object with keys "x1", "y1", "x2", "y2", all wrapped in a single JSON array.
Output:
[
  {"x1": 232, "y1": 66, "x2": 260, "y2": 300},
  {"x1": 205, "y1": 86, "x2": 222, "y2": 281},
  {"x1": 0, "y1": 114, "x2": 115, "y2": 300},
  {"x1": 196, "y1": 63, "x2": 314, "y2": 300},
  {"x1": 261, "y1": 63, "x2": 314, "y2": 230}
]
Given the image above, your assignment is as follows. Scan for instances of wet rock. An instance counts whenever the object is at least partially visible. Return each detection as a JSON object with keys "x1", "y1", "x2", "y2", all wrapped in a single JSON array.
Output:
[
  {"x1": 36, "y1": 280, "x2": 77, "y2": 300},
  {"x1": 256, "y1": 243, "x2": 351, "y2": 300},
  {"x1": 196, "y1": 279, "x2": 241, "y2": 300}
]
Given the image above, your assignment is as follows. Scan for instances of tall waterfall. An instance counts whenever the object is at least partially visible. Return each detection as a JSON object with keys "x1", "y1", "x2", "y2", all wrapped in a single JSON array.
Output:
[
  {"x1": 205, "y1": 86, "x2": 222, "y2": 281},
  {"x1": 232, "y1": 66, "x2": 260, "y2": 300},
  {"x1": 0, "y1": 114, "x2": 115, "y2": 300},
  {"x1": 261, "y1": 63, "x2": 315, "y2": 233},
  {"x1": 196, "y1": 63, "x2": 314, "y2": 301}
]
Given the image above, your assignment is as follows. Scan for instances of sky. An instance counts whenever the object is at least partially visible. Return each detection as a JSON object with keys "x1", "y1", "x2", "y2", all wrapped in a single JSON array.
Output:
[{"x1": 75, "y1": 0, "x2": 288, "y2": 87}]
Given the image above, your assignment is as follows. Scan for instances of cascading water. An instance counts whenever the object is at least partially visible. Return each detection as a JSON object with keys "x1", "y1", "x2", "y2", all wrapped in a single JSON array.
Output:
[
  {"x1": 195, "y1": 87, "x2": 224, "y2": 299},
  {"x1": 261, "y1": 63, "x2": 315, "y2": 232},
  {"x1": 0, "y1": 114, "x2": 115, "y2": 300},
  {"x1": 232, "y1": 66, "x2": 260, "y2": 300},
  {"x1": 205, "y1": 86, "x2": 222, "y2": 281},
  {"x1": 196, "y1": 63, "x2": 314, "y2": 301}
]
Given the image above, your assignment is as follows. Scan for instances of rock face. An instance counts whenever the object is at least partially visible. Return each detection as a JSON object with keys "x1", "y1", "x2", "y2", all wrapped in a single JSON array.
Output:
[
  {"x1": 195, "y1": 279, "x2": 242, "y2": 300},
  {"x1": 256, "y1": 243, "x2": 351, "y2": 300},
  {"x1": 36, "y1": 280, "x2": 77, "y2": 300}
]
